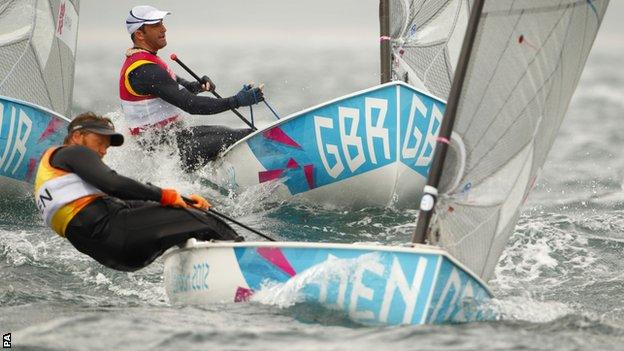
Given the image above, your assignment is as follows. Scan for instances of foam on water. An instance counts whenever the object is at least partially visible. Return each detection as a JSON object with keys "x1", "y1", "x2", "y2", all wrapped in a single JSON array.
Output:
[
  {"x1": 488, "y1": 208, "x2": 624, "y2": 326},
  {"x1": 494, "y1": 216, "x2": 596, "y2": 291},
  {"x1": 251, "y1": 252, "x2": 382, "y2": 308},
  {"x1": 103, "y1": 111, "x2": 201, "y2": 193},
  {"x1": 0, "y1": 222, "x2": 166, "y2": 308},
  {"x1": 1, "y1": 229, "x2": 48, "y2": 267},
  {"x1": 488, "y1": 296, "x2": 574, "y2": 323}
]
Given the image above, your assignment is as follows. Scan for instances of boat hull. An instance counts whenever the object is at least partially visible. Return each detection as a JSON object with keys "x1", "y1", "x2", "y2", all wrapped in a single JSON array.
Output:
[
  {"x1": 164, "y1": 241, "x2": 492, "y2": 325},
  {"x1": 214, "y1": 81, "x2": 446, "y2": 208},
  {"x1": 0, "y1": 96, "x2": 69, "y2": 187}
]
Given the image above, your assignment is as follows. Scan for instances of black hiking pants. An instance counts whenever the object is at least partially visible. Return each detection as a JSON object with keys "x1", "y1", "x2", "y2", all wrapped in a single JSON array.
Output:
[
  {"x1": 65, "y1": 197, "x2": 240, "y2": 271},
  {"x1": 177, "y1": 125, "x2": 253, "y2": 170}
]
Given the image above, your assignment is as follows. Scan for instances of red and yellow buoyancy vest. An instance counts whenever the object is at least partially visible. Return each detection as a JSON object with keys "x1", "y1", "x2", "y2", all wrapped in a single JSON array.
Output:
[
  {"x1": 34, "y1": 147, "x2": 104, "y2": 237},
  {"x1": 119, "y1": 50, "x2": 184, "y2": 135}
]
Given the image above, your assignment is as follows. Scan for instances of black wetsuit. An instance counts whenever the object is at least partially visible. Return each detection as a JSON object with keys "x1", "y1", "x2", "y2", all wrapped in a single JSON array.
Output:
[
  {"x1": 128, "y1": 63, "x2": 253, "y2": 169},
  {"x1": 52, "y1": 145, "x2": 240, "y2": 271}
]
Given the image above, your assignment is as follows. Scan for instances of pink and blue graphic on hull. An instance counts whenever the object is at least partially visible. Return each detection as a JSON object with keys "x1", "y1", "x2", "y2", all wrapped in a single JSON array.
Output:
[
  {"x1": 232, "y1": 245, "x2": 492, "y2": 325},
  {"x1": 0, "y1": 96, "x2": 68, "y2": 184},
  {"x1": 243, "y1": 82, "x2": 446, "y2": 195}
]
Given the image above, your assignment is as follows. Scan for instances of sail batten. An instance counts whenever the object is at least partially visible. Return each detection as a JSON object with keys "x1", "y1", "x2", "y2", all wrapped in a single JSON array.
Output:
[{"x1": 426, "y1": 0, "x2": 609, "y2": 281}]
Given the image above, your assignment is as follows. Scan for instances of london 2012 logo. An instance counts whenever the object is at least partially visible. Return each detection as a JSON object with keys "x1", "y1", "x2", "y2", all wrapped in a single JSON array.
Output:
[{"x1": 2, "y1": 333, "x2": 10, "y2": 348}]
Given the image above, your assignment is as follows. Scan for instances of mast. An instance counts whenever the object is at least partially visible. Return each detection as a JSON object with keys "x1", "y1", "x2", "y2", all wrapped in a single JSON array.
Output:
[
  {"x1": 412, "y1": 0, "x2": 486, "y2": 244},
  {"x1": 379, "y1": 0, "x2": 391, "y2": 83}
]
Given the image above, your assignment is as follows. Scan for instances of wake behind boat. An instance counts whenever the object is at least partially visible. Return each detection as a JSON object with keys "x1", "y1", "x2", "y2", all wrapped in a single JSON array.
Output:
[
  {"x1": 164, "y1": 0, "x2": 609, "y2": 326},
  {"x1": 0, "y1": 0, "x2": 79, "y2": 189}
]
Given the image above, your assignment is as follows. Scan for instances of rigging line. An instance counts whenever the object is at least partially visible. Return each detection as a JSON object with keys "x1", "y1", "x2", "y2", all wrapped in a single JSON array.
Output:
[
  {"x1": 249, "y1": 104, "x2": 254, "y2": 126},
  {"x1": 586, "y1": 0, "x2": 599, "y2": 19},
  {"x1": 463, "y1": 3, "x2": 575, "y2": 155},
  {"x1": 182, "y1": 207, "x2": 243, "y2": 241},
  {"x1": 185, "y1": 205, "x2": 276, "y2": 242},
  {"x1": 263, "y1": 100, "x2": 280, "y2": 120},
  {"x1": 208, "y1": 208, "x2": 276, "y2": 242},
  {"x1": 465, "y1": 3, "x2": 584, "y2": 176},
  {"x1": 181, "y1": 196, "x2": 276, "y2": 241}
]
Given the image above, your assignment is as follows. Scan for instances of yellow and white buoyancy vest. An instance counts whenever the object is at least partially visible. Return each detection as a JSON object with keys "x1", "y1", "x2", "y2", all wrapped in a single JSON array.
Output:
[{"x1": 33, "y1": 147, "x2": 104, "y2": 236}]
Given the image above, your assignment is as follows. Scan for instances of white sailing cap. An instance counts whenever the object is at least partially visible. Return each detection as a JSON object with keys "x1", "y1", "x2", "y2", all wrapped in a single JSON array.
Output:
[{"x1": 126, "y1": 5, "x2": 171, "y2": 34}]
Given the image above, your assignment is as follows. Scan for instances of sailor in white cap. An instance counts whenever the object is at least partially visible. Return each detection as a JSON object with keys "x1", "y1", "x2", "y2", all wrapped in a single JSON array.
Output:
[
  {"x1": 119, "y1": 5, "x2": 264, "y2": 170},
  {"x1": 125, "y1": 5, "x2": 171, "y2": 37}
]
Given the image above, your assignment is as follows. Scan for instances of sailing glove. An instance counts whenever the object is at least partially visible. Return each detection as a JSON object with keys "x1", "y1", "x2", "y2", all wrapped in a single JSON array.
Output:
[
  {"x1": 187, "y1": 194, "x2": 211, "y2": 210},
  {"x1": 233, "y1": 84, "x2": 264, "y2": 107},
  {"x1": 160, "y1": 188, "x2": 187, "y2": 208},
  {"x1": 200, "y1": 75, "x2": 216, "y2": 92}
]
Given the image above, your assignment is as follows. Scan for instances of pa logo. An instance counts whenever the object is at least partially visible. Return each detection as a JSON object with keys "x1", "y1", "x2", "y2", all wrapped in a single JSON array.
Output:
[{"x1": 2, "y1": 333, "x2": 10, "y2": 348}]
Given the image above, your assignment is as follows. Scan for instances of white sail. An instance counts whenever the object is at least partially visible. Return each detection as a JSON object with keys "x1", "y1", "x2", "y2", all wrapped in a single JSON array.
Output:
[
  {"x1": 0, "y1": 0, "x2": 79, "y2": 116},
  {"x1": 430, "y1": 0, "x2": 609, "y2": 280},
  {"x1": 389, "y1": 0, "x2": 472, "y2": 99}
]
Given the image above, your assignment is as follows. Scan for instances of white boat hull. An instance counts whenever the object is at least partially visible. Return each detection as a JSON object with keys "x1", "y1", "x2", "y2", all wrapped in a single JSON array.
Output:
[
  {"x1": 214, "y1": 81, "x2": 446, "y2": 208},
  {"x1": 164, "y1": 241, "x2": 493, "y2": 325},
  {"x1": 0, "y1": 96, "x2": 69, "y2": 188}
]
